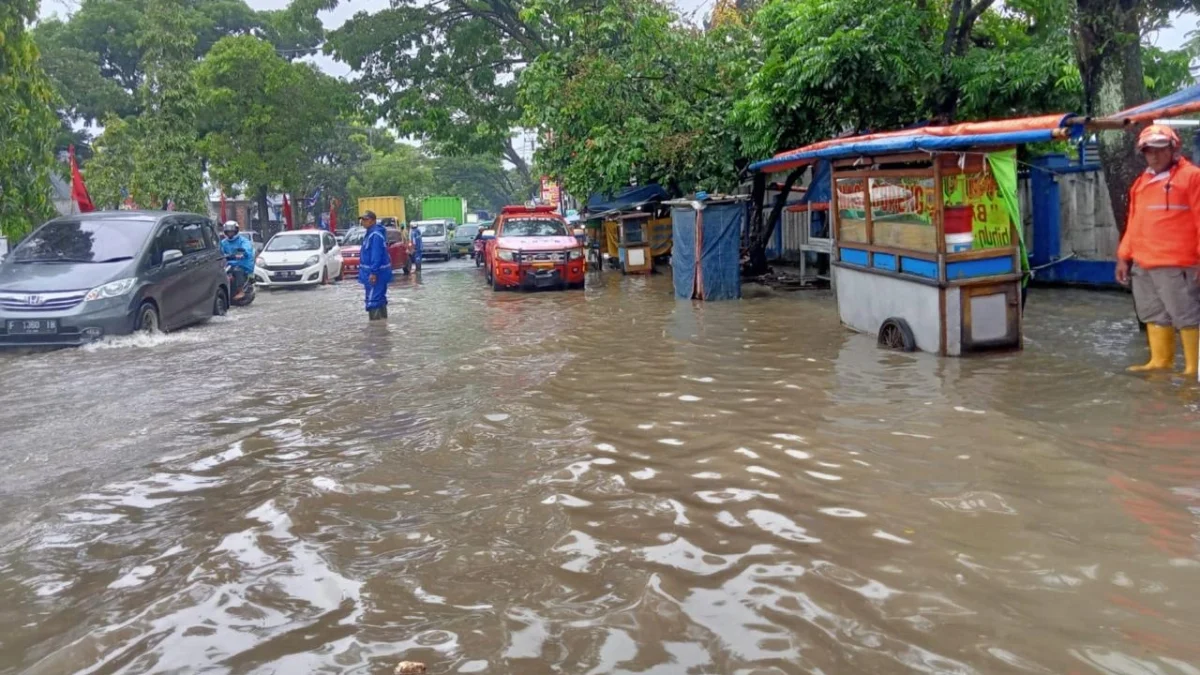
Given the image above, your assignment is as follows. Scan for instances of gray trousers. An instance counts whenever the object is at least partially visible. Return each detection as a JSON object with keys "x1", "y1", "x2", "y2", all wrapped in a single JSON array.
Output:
[{"x1": 1132, "y1": 264, "x2": 1200, "y2": 328}]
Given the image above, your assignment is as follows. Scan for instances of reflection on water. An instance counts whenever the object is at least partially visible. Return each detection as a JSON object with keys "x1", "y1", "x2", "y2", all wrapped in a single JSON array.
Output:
[{"x1": 0, "y1": 264, "x2": 1198, "y2": 674}]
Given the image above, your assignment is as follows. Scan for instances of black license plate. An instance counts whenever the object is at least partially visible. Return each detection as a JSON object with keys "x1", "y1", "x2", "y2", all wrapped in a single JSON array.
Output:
[
  {"x1": 7, "y1": 319, "x2": 58, "y2": 335},
  {"x1": 275, "y1": 272, "x2": 299, "y2": 280}
]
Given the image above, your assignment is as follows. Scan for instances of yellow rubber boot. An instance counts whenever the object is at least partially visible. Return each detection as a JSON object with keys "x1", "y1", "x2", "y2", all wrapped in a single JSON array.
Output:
[
  {"x1": 1128, "y1": 324, "x2": 1176, "y2": 372},
  {"x1": 1180, "y1": 327, "x2": 1199, "y2": 377}
]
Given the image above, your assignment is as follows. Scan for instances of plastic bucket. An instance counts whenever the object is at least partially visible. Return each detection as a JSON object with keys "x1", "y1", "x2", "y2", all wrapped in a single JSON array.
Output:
[
  {"x1": 946, "y1": 232, "x2": 974, "y2": 253},
  {"x1": 943, "y1": 205, "x2": 973, "y2": 235}
]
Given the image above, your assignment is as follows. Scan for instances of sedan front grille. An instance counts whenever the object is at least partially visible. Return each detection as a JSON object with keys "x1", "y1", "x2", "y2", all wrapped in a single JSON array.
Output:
[
  {"x1": 263, "y1": 263, "x2": 306, "y2": 272},
  {"x1": 0, "y1": 291, "x2": 87, "y2": 312}
]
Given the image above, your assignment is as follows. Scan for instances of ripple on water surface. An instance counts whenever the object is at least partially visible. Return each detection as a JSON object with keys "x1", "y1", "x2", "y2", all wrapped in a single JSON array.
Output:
[{"x1": 0, "y1": 277, "x2": 1197, "y2": 673}]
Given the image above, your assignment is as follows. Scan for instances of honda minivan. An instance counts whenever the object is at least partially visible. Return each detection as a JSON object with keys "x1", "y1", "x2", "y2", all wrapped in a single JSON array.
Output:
[{"x1": 0, "y1": 211, "x2": 229, "y2": 347}]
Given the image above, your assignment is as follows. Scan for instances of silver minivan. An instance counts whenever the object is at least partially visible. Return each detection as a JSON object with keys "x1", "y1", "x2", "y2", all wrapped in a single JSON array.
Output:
[
  {"x1": 0, "y1": 211, "x2": 229, "y2": 347},
  {"x1": 413, "y1": 219, "x2": 453, "y2": 261}
]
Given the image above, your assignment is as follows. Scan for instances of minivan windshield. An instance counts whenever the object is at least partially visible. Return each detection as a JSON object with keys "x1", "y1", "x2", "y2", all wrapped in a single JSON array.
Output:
[
  {"x1": 417, "y1": 223, "x2": 446, "y2": 237},
  {"x1": 500, "y1": 218, "x2": 569, "y2": 237},
  {"x1": 10, "y1": 218, "x2": 154, "y2": 263},
  {"x1": 456, "y1": 225, "x2": 480, "y2": 239},
  {"x1": 265, "y1": 234, "x2": 321, "y2": 252}
]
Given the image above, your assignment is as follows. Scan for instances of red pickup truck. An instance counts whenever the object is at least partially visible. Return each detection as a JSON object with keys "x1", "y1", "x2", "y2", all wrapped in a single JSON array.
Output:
[
  {"x1": 485, "y1": 205, "x2": 585, "y2": 291},
  {"x1": 341, "y1": 226, "x2": 411, "y2": 277}
]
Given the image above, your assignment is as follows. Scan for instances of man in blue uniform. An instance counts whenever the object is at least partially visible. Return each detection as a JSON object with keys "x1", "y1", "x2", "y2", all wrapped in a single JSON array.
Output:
[
  {"x1": 358, "y1": 211, "x2": 393, "y2": 320},
  {"x1": 220, "y1": 221, "x2": 255, "y2": 301},
  {"x1": 410, "y1": 223, "x2": 424, "y2": 273}
]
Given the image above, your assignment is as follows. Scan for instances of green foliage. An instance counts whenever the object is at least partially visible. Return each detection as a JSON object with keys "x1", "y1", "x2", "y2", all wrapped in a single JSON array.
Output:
[
  {"x1": 326, "y1": 0, "x2": 548, "y2": 180},
  {"x1": 85, "y1": 115, "x2": 137, "y2": 209},
  {"x1": 1142, "y1": 44, "x2": 1196, "y2": 98},
  {"x1": 347, "y1": 144, "x2": 435, "y2": 217},
  {"x1": 734, "y1": 0, "x2": 1083, "y2": 159},
  {"x1": 1, "y1": 0, "x2": 59, "y2": 239},
  {"x1": 33, "y1": 0, "x2": 325, "y2": 127},
  {"x1": 130, "y1": 0, "x2": 206, "y2": 212},
  {"x1": 520, "y1": 0, "x2": 751, "y2": 198},
  {"x1": 734, "y1": 0, "x2": 932, "y2": 160},
  {"x1": 195, "y1": 34, "x2": 349, "y2": 203},
  {"x1": 346, "y1": 145, "x2": 524, "y2": 216}
]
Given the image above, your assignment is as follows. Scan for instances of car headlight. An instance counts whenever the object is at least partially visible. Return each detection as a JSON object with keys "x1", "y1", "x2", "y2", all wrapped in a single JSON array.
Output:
[
  {"x1": 304, "y1": 255, "x2": 321, "y2": 267},
  {"x1": 496, "y1": 249, "x2": 515, "y2": 262},
  {"x1": 84, "y1": 278, "x2": 136, "y2": 302},
  {"x1": 569, "y1": 248, "x2": 584, "y2": 260},
  {"x1": 256, "y1": 257, "x2": 265, "y2": 268}
]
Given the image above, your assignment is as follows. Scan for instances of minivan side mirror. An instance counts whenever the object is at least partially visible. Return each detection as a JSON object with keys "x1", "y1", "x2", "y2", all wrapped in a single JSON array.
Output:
[{"x1": 161, "y1": 249, "x2": 183, "y2": 264}]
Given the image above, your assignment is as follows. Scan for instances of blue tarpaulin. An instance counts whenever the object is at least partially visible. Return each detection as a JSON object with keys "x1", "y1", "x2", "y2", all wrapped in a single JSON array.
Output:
[
  {"x1": 672, "y1": 202, "x2": 744, "y2": 301},
  {"x1": 584, "y1": 184, "x2": 669, "y2": 216},
  {"x1": 1111, "y1": 83, "x2": 1200, "y2": 121},
  {"x1": 802, "y1": 160, "x2": 831, "y2": 204}
]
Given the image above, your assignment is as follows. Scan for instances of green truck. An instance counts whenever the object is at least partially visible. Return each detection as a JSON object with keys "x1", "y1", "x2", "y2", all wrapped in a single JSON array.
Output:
[{"x1": 420, "y1": 196, "x2": 466, "y2": 225}]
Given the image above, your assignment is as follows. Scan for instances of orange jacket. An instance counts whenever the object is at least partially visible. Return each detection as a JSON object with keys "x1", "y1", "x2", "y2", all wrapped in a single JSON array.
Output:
[{"x1": 1117, "y1": 157, "x2": 1200, "y2": 268}]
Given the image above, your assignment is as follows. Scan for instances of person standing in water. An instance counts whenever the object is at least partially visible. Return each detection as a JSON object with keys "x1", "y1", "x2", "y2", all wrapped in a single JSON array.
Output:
[
  {"x1": 410, "y1": 222, "x2": 424, "y2": 273},
  {"x1": 1116, "y1": 124, "x2": 1200, "y2": 376},
  {"x1": 358, "y1": 211, "x2": 393, "y2": 321}
]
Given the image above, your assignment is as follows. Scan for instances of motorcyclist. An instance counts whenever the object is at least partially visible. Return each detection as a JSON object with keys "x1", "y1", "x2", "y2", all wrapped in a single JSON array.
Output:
[
  {"x1": 358, "y1": 211, "x2": 393, "y2": 320},
  {"x1": 220, "y1": 221, "x2": 255, "y2": 301}
]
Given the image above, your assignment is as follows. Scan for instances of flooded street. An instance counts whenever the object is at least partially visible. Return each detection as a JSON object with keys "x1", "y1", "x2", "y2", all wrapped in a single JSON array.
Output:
[{"x1": 0, "y1": 261, "x2": 1198, "y2": 674}]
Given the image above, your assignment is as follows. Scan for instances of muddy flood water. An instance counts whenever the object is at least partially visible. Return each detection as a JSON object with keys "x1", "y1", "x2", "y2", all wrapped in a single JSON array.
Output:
[{"x1": 0, "y1": 261, "x2": 1198, "y2": 674}]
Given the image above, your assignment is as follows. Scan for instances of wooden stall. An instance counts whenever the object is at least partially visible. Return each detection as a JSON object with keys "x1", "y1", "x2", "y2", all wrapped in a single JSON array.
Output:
[
  {"x1": 617, "y1": 213, "x2": 654, "y2": 274},
  {"x1": 828, "y1": 150, "x2": 1024, "y2": 355}
]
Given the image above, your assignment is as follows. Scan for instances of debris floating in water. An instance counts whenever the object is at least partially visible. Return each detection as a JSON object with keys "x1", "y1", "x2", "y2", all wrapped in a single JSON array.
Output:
[{"x1": 395, "y1": 662, "x2": 427, "y2": 674}]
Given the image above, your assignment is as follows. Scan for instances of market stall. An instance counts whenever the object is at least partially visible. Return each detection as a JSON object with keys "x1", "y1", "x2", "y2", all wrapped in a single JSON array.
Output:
[{"x1": 749, "y1": 116, "x2": 1075, "y2": 355}]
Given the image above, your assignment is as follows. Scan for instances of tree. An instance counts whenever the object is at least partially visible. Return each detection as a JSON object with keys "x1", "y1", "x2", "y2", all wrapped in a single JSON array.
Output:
[
  {"x1": 131, "y1": 0, "x2": 206, "y2": 212},
  {"x1": 347, "y1": 144, "x2": 436, "y2": 217},
  {"x1": 325, "y1": 0, "x2": 570, "y2": 186},
  {"x1": 195, "y1": 34, "x2": 349, "y2": 228},
  {"x1": 1075, "y1": 1, "x2": 1199, "y2": 231},
  {"x1": 1, "y1": 0, "x2": 60, "y2": 240},
  {"x1": 33, "y1": 0, "x2": 325, "y2": 129},
  {"x1": 519, "y1": 0, "x2": 752, "y2": 198},
  {"x1": 85, "y1": 115, "x2": 137, "y2": 209}
]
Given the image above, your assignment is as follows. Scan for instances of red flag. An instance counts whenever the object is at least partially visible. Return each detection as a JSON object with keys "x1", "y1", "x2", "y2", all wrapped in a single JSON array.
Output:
[
  {"x1": 219, "y1": 189, "x2": 227, "y2": 223},
  {"x1": 69, "y1": 145, "x2": 95, "y2": 213},
  {"x1": 282, "y1": 194, "x2": 294, "y2": 231},
  {"x1": 329, "y1": 198, "x2": 338, "y2": 235}
]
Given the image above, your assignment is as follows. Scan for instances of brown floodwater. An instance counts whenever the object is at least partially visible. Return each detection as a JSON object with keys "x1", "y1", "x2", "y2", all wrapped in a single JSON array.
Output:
[{"x1": 0, "y1": 261, "x2": 1198, "y2": 674}]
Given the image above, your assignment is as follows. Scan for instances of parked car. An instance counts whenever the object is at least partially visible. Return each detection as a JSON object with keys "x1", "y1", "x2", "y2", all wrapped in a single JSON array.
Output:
[
  {"x1": 412, "y1": 219, "x2": 453, "y2": 261},
  {"x1": 485, "y1": 205, "x2": 585, "y2": 291},
  {"x1": 243, "y1": 231, "x2": 264, "y2": 255},
  {"x1": 254, "y1": 230, "x2": 343, "y2": 288},
  {"x1": 451, "y1": 224, "x2": 480, "y2": 258},
  {"x1": 340, "y1": 225, "x2": 411, "y2": 277},
  {"x1": 0, "y1": 211, "x2": 229, "y2": 347}
]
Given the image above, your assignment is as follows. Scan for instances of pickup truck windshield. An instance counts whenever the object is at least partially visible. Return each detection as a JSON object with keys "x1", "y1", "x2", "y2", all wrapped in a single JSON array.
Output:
[{"x1": 500, "y1": 219, "x2": 569, "y2": 237}]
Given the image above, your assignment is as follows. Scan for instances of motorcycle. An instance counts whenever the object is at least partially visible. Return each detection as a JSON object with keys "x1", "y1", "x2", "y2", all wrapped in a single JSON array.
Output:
[
  {"x1": 225, "y1": 262, "x2": 256, "y2": 307},
  {"x1": 473, "y1": 238, "x2": 484, "y2": 267}
]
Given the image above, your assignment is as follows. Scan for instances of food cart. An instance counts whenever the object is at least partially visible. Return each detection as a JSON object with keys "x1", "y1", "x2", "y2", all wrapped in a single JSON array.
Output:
[
  {"x1": 616, "y1": 213, "x2": 653, "y2": 274},
  {"x1": 750, "y1": 116, "x2": 1076, "y2": 355}
]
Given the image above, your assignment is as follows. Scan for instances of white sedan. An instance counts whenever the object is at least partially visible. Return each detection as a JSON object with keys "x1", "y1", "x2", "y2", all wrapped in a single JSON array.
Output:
[{"x1": 254, "y1": 230, "x2": 344, "y2": 288}]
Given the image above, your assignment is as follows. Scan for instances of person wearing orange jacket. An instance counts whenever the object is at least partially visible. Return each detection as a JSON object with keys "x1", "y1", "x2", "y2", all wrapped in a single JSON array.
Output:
[{"x1": 1116, "y1": 124, "x2": 1200, "y2": 376}]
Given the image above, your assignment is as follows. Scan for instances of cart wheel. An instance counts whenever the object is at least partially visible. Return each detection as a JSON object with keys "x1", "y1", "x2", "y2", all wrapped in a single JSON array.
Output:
[{"x1": 877, "y1": 317, "x2": 917, "y2": 352}]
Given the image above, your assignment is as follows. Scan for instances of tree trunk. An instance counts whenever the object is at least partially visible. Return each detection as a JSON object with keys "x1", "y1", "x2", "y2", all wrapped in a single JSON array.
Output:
[
  {"x1": 746, "y1": 167, "x2": 804, "y2": 277},
  {"x1": 256, "y1": 184, "x2": 270, "y2": 238},
  {"x1": 1075, "y1": 0, "x2": 1147, "y2": 234},
  {"x1": 503, "y1": 141, "x2": 533, "y2": 192}
]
